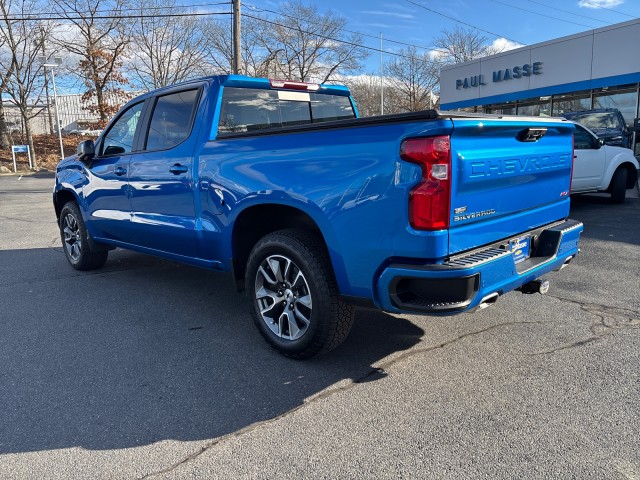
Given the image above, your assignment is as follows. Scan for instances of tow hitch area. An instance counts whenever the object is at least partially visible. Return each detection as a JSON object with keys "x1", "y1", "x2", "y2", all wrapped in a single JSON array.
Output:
[{"x1": 518, "y1": 279, "x2": 550, "y2": 295}]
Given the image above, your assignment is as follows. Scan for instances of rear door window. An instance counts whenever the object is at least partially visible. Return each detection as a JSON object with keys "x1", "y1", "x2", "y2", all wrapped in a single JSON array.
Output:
[{"x1": 145, "y1": 89, "x2": 199, "y2": 151}]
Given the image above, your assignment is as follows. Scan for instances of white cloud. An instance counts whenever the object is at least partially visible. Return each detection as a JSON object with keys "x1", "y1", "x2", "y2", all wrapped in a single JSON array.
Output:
[
  {"x1": 491, "y1": 38, "x2": 525, "y2": 53},
  {"x1": 362, "y1": 10, "x2": 415, "y2": 19},
  {"x1": 578, "y1": 0, "x2": 623, "y2": 9}
]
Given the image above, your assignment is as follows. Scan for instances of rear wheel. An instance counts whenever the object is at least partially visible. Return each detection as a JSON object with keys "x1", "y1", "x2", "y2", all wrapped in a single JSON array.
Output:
[
  {"x1": 59, "y1": 202, "x2": 108, "y2": 270},
  {"x1": 609, "y1": 167, "x2": 627, "y2": 204},
  {"x1": 245, "y1": 229, "x2": 355, "y2": 359}
]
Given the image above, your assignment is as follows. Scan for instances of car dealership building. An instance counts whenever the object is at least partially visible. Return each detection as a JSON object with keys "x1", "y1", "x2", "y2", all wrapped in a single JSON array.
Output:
[{"x1": 439, "y1": 19, "x2": 640, "y2": 155}]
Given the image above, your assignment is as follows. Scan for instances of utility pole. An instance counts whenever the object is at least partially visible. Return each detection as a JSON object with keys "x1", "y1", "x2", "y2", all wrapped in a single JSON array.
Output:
[
  {"x1": 233, "y1": 0, "x2": 241, "y2": 74},
  {"x1": 380, "y1": 32, "x2": 384, "y2": 115}
]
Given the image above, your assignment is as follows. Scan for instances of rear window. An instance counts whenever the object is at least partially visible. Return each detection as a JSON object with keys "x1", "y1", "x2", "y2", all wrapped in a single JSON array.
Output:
[
  {"x1": 146, "y1": 89, "x2": 199, "y2": 151},
  {"x1": 218, "y1": 87, "x2": 354, "y2": 134}
]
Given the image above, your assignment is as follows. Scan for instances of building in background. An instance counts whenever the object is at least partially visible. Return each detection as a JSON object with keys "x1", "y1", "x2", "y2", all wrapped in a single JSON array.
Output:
[
  {"x1": 2, "y1": 91, "x2": 137, "y2": 136},
  {"x1": 439, "y1": 19, "x2": 640, "y2": 155}
]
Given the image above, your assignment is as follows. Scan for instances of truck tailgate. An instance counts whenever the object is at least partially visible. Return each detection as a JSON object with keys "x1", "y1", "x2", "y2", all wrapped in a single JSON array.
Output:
[{"x1": 448, "y1": 118, "x2": 574, "y2": 255}]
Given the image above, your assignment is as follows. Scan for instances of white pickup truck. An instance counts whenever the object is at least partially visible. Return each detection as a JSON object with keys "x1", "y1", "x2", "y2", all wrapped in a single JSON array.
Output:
[{"x1": 571, "y1": 122, "x2": 639, "y2": 203}]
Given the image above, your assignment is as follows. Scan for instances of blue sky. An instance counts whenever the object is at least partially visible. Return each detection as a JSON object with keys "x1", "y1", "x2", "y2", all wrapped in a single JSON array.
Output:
[{"x1": 246, "y1": 0, "x2": 640, "y2": 73}]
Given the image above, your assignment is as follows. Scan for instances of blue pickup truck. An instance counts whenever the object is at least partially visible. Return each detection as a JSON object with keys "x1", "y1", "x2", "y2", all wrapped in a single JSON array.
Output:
[{"x1": 54, "y1": 75, "x2": 583, "y2": 358}]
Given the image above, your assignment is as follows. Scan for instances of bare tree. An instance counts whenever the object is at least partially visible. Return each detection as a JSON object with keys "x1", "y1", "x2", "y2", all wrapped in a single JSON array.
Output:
[
  {"x1": 251, "y1": 2, "x2": 368, "y2": 83},
  {"x1": 202, "y1": 15, "x2": 268, "y2": 76},
  {"x1": 384, "y1": 47, "x2": 439, "y2": 113},
  {"x1": 433, "y1": 27, "x2": 500, "y2": 65},
  {"x1": 129, "y1": 0, "x2": 211, "y2": 90},
  {"x1": 343, "y1": 75, "x2": 389, "y2": 117},
  {"x1": 52, "y1": 0, "x2": 131, "y2": 124},
  {"x1": 0, "y1": 0, "x2": 51, "y2": 163},
  {"x1": 0, "y1": 14, "x2": 12, "y2": 149}
]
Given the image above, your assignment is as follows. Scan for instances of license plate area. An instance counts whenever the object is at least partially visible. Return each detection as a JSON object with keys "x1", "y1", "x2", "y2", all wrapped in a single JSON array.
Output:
[{"x1": 510, "y1": 236, "x2": 531, "y2": 264}]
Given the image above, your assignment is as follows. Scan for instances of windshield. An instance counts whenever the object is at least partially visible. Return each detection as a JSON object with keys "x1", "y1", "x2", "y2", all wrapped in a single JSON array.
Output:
[{"x1": 565, "y1": 112, "x2": 621, "y2": 130}]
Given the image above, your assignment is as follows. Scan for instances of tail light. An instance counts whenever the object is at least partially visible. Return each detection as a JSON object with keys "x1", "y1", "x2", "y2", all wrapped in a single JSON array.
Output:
[{"x1": 400, "y1": 136, "x2": 451, "y2": 230}]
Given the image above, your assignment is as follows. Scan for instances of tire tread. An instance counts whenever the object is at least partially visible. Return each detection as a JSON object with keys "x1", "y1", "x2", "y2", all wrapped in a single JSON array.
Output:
[
  {"x1": 246, "y1": 228, "x2": 354, "y2": 359},
  {"x1": 60, "y1": 202, "x2": 108, "y2": 271}
]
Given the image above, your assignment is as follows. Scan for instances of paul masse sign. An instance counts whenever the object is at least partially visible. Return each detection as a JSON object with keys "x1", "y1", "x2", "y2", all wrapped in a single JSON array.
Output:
[{"x1": 456, "y1": 62, "x2": 543, "y2": 89}]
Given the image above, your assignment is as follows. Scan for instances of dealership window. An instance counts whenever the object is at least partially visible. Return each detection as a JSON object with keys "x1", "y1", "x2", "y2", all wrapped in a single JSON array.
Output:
[
  {"x1": 485, "y1": 103, "x2": 515, "y2": 115},
  {"x1": 592, "y1": 85, "x2": 637, "y2": 127},
  {"x1": 552, "y1": 91, "x2": 591, "y2": 116},
  {"x1": 464, "y1": 83, "x2": 640, "y2": 153},
  {"x1": 517, "y1": 98, "x2": 551, "y2": 117}
]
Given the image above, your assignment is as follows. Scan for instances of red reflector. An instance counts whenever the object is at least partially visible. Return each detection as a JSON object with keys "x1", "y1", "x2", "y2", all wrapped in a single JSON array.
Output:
[
  {"x1": 269, "y1": 79, "x2": 320, "y2": 91},
  {"x1": 400, "y1": 136, "x2": 451, "y2": 230}
]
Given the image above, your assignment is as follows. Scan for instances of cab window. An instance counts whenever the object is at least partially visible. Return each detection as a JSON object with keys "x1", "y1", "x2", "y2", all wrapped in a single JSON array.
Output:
[{"x1": 101, "y1": 102, "x2": 144, "y2": 156}]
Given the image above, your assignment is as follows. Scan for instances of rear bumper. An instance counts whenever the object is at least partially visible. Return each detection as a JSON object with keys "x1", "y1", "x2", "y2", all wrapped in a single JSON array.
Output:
[{"x1": 375, "y1": 219, "x2": 583, "y2": 314}]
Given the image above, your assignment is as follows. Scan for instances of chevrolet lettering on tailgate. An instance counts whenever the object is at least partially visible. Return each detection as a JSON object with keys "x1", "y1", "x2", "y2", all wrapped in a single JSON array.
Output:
[{"x1": 470, "y1": 154, "x2": 570, "y2": 178}]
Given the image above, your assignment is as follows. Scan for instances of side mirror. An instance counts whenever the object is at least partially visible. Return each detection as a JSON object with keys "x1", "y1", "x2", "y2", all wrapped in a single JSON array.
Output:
[
  {"x1": 104, "y1": 145, "x2": 126, "y2": 156},
  {"x1": 598, "y1": 138, "x2": 605, "y2": 147},
  {"x1": 77, "y1": 139, "x2": 95, "y2": 163}
]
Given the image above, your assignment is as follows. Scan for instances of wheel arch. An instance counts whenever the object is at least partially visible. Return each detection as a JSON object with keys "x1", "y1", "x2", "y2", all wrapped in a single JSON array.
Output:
[
  {"x1": 53, "y1": 188, "x2": 80, "y2": 223},
  {"x1": 604, "y1": 156, "x2": 639, "y2": 191},
  {"x1": 621, "y1": 162, "x2": 639, "y2": 189},
  {"x1": 230, "y1": 203, "x2": 345, "y2": 292}
]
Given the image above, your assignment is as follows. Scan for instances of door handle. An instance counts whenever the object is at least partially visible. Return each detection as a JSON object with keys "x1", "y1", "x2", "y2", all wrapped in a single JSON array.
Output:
[
  {"x1": 114, "y1": 166, "x2": 127, "y2": 176},
  {"x1": 169, "y1": 164, "x2": 188, "y2": 175}
]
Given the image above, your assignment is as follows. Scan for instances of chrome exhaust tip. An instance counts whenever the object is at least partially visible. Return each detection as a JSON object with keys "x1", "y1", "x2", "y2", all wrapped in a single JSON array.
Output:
[
  {"x1": 474, "y1": 292, "x2": 499, "y2": 312},
  {"x1": 518, "y1": 279, "x2": 550, "y2": 295}
]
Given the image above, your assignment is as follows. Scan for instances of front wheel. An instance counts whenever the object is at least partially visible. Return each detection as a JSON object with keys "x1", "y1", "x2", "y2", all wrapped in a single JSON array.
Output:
[
  {"x1": 59, "y1": 202, "x2": 108, "y2": 270},
  {"x1": 245, "y1": 229, "x2": 355, "y2": 359},
  {"x1": 609, "y1": 167, "x2": 628, "y2": 204}
]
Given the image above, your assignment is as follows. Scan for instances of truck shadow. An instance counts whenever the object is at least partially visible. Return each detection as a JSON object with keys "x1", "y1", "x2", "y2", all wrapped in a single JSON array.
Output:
[{"x1": 0, "y1": 247, "x2": 424, "y2": 454}]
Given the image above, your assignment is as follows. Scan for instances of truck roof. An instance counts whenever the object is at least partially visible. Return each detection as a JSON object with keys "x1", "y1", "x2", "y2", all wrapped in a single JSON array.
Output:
[{"x1": 129, "y1": 75, "x2": 352, "y2": 102}]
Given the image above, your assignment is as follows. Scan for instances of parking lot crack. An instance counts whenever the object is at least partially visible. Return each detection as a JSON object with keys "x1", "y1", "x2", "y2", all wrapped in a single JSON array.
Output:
[{"x1": 530, "y1": 295, "x2": 640, "y2": 355}]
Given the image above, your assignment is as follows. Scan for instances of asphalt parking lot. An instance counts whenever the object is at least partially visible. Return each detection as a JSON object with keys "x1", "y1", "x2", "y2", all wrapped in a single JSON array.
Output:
[{"x1": 0, "y1": 174, "x2": 638, "y2": 479}]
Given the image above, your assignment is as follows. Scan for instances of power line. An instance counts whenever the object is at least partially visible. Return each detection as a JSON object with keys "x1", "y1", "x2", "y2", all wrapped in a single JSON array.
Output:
[
  {"x1": 9, "y1": 2, "x2": 231, "y2": 18},
  {"x1": 1, "y1": 11, "x2": 231, "y2": 21},
  {"x1": 244, "y1": 2, "x2": 444, "y2": 55},
  {"x1": 488, "y1": 0, "x2": 597, "y2": 28},
  {"x1": 403, "y1": 0, "x2": 524, "y2": 44},
  {"x1": 526, "y1": 0, "x2": 611, "y2": 24},
  {"x1": 243, "y1": 13, "x2": 426, "y2": 61}
]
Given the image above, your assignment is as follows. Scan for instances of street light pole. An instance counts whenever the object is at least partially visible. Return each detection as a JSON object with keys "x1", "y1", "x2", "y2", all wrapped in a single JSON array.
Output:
[{"x1": 43, "y1": 61, "x2": 64, "y2": 159}]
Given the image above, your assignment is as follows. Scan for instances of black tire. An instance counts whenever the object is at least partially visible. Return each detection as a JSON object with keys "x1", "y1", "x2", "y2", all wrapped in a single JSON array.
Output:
[
  {"x1": 245, "y1": 228, "x2": 355, "y2": 359},
  {"x1": 609, "y1": 167, "x2": 627, "y2": 204},
  {"x1": 59, "y1": 202, "x2": 108, "y2": 270}
]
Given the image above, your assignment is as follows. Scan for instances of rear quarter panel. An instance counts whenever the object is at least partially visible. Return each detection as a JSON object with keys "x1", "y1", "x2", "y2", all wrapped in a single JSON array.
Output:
[{"x1": 198, "y1": 119, "x2": 454, "y2": 298}]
